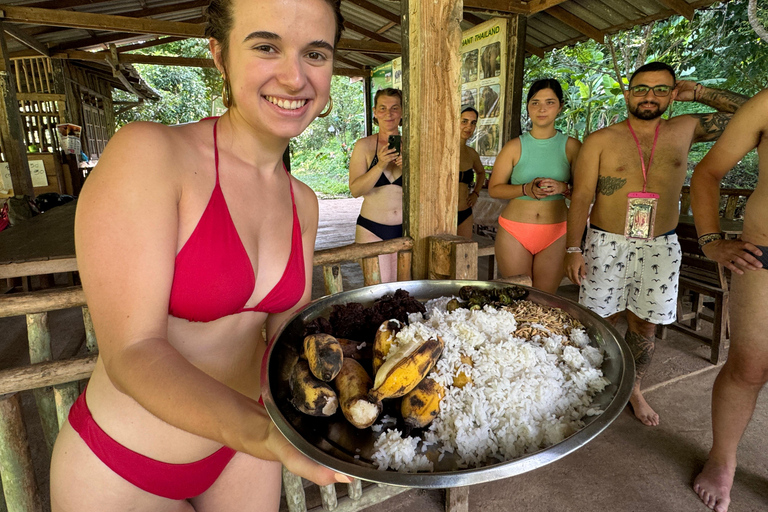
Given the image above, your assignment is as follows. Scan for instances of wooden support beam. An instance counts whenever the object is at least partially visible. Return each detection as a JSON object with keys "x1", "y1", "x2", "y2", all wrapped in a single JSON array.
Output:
[
  {"x1": 503, "y1": 14, "x2": 527, "y2": 142},
  {"x1": 657, "y1": 0, "x2": 695, "y2": 20},
  {"x1": 0, "y1": 4, "x2": 206, "y2": 38},
  {"x1": 428, "y1": 235, "x2": 478, "y2": 280},
  {"x1": 546, "y1": 5, "x2": 604, "y2": 43},
  {"x1": 363, "y1": 74, "x2": 373, "y2": 137},
  {"x1": 115, "y1": 36, "x2": 187, "y2": 53},
  {"x1": 525, "y1": 42, "x2": 545, "y2": 58},
  {"x1": 346, "y1": 0, "x2": 400, "y2": 24},
  {"x1": 343, "y1": 21, "x2": 395, "y2": 43},
  {"x1": 463, "y1": 0, "x2": 528, "y2": 15},
  {"x1": 0, "y1": 22, "x2": 33, "y2": 197},
  {"x1": 376, "y1": 21, "x2": 397, "y2": 34},
  {"x1": 526, "y1": 0, "x2": 569, "y2": 14},
  {"x1": 402, "y1": 0, "x2": 462, "y2": 279},
  {"x1": 2, "y1": 24, "x2": 48, "y2": 56},
  {"x1": 463, "y1": 12, "x2": 486, "y2": 25},
  {"x1": 336, "y1": 38, "x2": 400, "y2": 55}
]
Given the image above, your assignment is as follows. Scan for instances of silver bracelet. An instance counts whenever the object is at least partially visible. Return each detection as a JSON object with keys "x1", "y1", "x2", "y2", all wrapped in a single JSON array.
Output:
[{"x1": 566, "y1": 247, "x2": 583, "y2": 254}]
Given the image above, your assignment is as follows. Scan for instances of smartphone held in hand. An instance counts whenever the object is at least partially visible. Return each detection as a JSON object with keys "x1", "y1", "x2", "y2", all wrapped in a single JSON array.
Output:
[{"x1": 388, "y1": 135, "x2": 402, "y2": 155}]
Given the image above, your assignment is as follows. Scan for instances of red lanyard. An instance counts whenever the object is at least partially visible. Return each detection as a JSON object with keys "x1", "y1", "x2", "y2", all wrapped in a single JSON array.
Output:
[{"x1": 626, "y1": 120, "x2": 660, "y2": 193}]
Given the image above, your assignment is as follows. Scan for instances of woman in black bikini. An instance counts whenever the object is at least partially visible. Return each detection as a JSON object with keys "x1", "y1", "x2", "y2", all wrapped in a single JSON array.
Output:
[
  {"x1": 348, "y1": 88, "x2": 403, "y2": 282},
  {"x1": 458, "y1": 106, "x2": 486, "y2": 238}
]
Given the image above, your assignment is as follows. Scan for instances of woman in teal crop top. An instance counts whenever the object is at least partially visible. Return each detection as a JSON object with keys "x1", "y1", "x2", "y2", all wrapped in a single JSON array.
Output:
[{"x1": 488, "y1": 79, "x2": 582, "y2": 293}]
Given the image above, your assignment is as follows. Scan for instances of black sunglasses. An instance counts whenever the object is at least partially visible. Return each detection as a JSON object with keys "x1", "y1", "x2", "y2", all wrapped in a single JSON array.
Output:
[{"x1": 629, "y1": 85, "x2": 673, "y2": 97}]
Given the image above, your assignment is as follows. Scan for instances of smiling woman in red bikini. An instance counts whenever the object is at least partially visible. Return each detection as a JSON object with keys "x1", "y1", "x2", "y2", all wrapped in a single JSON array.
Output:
[
  {"x1": 488, "y1": 79, "x2": 581, "y2": 293},
  {"x1": 49, "y1": 1, "x2": 350, "y2": 510}
]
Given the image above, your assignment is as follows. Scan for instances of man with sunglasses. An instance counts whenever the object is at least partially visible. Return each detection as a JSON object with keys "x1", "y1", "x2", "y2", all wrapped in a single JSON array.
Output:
[{"x1": 564, "y1": 61, "x2": 749, "y2": 427}]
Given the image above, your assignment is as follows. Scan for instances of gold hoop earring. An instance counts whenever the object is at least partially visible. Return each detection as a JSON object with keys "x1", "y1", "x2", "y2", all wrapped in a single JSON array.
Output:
[
  {"x1": 317, "y1": 96, "x2": 333, "y2": 118},
  {"x1": 222, "y1": 79, "x2": 232, "y2": 108}
]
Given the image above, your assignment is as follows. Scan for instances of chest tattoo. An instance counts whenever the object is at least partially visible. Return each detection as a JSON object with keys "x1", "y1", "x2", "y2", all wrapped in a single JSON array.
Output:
[{"x1": 597, "y1": 176, "x2": 627, "y2": 196}]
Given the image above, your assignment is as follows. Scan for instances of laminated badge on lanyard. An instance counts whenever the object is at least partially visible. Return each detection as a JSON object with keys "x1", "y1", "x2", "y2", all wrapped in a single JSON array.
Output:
[{"x1": 624, "y1": 120, "x2": 660, "y2": 240}]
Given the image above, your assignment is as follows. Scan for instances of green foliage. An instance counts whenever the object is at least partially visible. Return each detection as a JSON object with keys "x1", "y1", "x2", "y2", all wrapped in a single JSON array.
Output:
[
  {"x1": 290, "y1": 76, "x2": 366, "y2": 197},
  {"x1": 115, "y1": 39, "x2": 221, "y2": 127}
]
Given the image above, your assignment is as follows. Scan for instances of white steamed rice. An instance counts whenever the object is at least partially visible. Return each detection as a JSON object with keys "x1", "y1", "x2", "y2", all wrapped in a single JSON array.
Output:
[{"x1": 371, "y1": 298, "x2": 609, "y2": 472}]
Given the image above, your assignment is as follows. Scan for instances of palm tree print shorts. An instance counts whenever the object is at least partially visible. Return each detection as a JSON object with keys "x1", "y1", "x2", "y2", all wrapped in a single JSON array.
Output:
[{"x1": 579, "y1": 227, "x2": 682, "y2": 324}]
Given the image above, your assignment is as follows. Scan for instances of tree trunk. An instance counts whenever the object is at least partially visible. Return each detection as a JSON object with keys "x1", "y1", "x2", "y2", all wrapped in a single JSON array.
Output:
[{"x1": 748, "y1": 0, "x2": 768, "y2": 43}]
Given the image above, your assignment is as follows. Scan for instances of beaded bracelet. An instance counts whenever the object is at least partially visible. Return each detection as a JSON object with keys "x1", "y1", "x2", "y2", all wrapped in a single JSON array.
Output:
[
  {"x1": 697, "y1": 232, "x2": 723, "y2": 247},
  {"x1": 521, "y1": 183, "x2": 528, "y2": 197}
]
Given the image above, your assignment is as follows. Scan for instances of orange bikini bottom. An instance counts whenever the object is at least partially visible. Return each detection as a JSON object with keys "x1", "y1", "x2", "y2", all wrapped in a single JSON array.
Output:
[{"x1": 497, "y1": 217, "x2": 567, "y2": 255}]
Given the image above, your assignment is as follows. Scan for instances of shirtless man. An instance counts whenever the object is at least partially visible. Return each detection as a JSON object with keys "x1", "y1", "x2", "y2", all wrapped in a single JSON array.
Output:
[
  {"x1": 564, "y1": 62, "x2": 748, "y2": 426},
  {"x1": 691, "y1": 89, "x2": 768, "y2": 512}
]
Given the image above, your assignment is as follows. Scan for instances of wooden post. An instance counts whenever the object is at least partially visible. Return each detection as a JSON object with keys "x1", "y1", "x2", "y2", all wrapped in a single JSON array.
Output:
[
  {"x1": 323, "y1": 265, "x2": 343, "y2": 295},
  {"x1": 53, "y1": 382, "x2": 80, "y2": 429},
  {"x1": 0, "y1": 394, "x2": 42, "y2": 512},
  {"x1": 0, "y1": 22, "x2": 34, "y2": 198},
  {"x1": 81, "y1": 306, "x2": 98, "y2": 353},
  {"x1": 401, "y1": 0, "x2": 462, "y2": 279},
  {"x1": 446, "y1": 486, "x2": 469, "y2": 512},
  {"x1": 281, "y1": 466, "x2": 306, "y2": 512},
  {"x1": 502, "y1": 15, "x2": 527, "y2": 142},
  {"x1": 363, "y1": 74, "x2": 373, "y2": 137},
  {"x1": 26, "y1": 313, "x2": 58, "y2": 455},
  {"x1": 347, "y1": 478, "x2": 363, "y2": 501},
  {"x1": 428, "y1": 235, "x2": 478, "y2": 280},
  {"x1": 396, "y1": 251, "x2": 412, "y2": 282},
  {"x1": 319, "y1": 484, "x2": 338, "y2": 510},
  {"x1": 361, "y1": 256, "x2": 382, "y2": 286}
]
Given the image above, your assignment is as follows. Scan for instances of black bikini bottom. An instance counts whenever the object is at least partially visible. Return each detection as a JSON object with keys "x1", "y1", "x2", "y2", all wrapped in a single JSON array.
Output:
[
  {"x1": 751, "y1": 245, "x2": 768, "y2": 269},
  {"x1": 458, "y1": 208, "x2": 472, "y2": 226},
  {"x1": 356, "y1": 215, "x2": 403, "y2": 240}
]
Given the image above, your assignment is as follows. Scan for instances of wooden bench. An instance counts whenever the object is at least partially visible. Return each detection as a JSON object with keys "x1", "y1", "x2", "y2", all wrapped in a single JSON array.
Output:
[
  {"x1": 665, "y1": 222, "x2": 729, "y2": 364},
  {"x1": 680, "y1": 185, "x2": 752, "y2": 220}
]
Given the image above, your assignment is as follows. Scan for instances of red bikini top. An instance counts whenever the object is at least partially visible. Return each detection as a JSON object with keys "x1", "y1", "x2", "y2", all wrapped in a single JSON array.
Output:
[{"x1": 168, "y1": 120, "x2": 305, "y2": 322}]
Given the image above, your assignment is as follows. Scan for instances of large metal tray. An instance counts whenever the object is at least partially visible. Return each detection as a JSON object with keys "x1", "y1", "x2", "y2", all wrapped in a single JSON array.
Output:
[{"x1": 261, "y1": 280, "x2": 634, "y2": 488}]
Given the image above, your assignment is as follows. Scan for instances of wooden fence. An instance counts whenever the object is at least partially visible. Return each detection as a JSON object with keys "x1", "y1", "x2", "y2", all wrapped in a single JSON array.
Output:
[{"x1": 0, "y1": 237, "x2": 438, "y2": 512}]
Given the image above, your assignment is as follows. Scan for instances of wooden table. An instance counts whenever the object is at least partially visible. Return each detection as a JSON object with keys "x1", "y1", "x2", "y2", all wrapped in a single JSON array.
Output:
[
  {"x1": 678, "y1": 215, "x2": 744, "y2": 238},
  {"x1": 0, "y1": 201, "x2": 77, "y2": 280}
]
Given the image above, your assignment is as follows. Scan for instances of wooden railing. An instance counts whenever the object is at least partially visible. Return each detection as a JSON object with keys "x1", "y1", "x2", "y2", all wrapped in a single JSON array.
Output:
[
  {"x1": 0, "y1": 237, "x2": 421, "y2": 512},
  {"x1": 679, "y1": 185, "x2": 753, "y2": 220}
]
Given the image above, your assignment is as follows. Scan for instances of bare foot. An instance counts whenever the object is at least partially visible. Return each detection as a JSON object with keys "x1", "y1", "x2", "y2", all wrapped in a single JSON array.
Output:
[
  {"x1": 693, "y1": 459, "x2": 735, "y2": 512},
  {"x1": 629, "y1": 389, "x2": 659, "y2": 426}
]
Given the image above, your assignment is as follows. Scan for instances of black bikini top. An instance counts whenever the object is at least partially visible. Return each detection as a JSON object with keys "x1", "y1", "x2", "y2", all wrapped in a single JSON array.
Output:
[
  {"x1": 368, "y1": 138, "x2": 402, "y2": 188},
  {"x1": 459, "y1": 168, "x2": 474, "y2": 185}
]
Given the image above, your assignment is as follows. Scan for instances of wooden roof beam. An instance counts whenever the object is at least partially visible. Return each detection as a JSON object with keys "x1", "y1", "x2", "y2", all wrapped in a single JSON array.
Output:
[
  {"x1": 343, "y1": 21, "x2": 394, "y2": 43},
  {"x1": 116, "y1": 36, "x2": 188, "y2": 53},
  {"x1": 463, "y1": 1, "x2": 528, "y2": 15},
  {"x1": 0, "y1": 4, "x2": 206, "y2": 38},
  {"x1": 525, "y1": 0, "x2": 569, "y2": 14},
  {"x1": 546, "y1": 5, "x2": 604, "y2": 43},
  {"x1": 525, "y1": 42, "x2": 545, "y2": 58},
  {"x1": 2, "y1": 24, "x2": 48, "y2": 56},
  {"x1": 656, "y1": 0, "x2": 695, "y2": 20},
  {"x1": 336, "y1": 38, "x2": 400, "y2": 55},
  {"x1": 55, "y1": 49, "x2": 366, "y2": 76},
  {"x1": 346, "y1": 0, "x2": 400, "y2": 24}
]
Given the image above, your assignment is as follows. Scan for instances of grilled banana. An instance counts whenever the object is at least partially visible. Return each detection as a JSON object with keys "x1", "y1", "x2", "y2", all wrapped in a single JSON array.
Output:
[
  {"x1": 452, "y1": 354, "x2": 474, "y2": 388},
  {"x1": 370, "y1": 335, "x2": 444, "y2": 401},
  {"x1": 334, "y1": 358, "x2": 382, "y2": 429},
  {"x1": 401, "y1": 377, "x2": 444, "y2": 429},
  {"x1": 304, "y1": 333, "x2": 344, "y2": 382},
  {"x1": 289, "y1": 359, "x2": 338, "y2": 417},
  {"x1": 373, "y1": 319, "x2": 402, "y2": 375}
]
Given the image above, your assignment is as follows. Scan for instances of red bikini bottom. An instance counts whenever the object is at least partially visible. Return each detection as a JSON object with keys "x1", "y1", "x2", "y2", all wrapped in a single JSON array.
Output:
[{"x1": 68, "y1": 391, "x2": 236, "y2": 500}]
